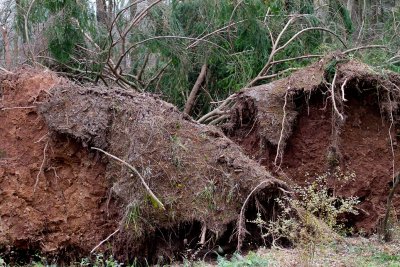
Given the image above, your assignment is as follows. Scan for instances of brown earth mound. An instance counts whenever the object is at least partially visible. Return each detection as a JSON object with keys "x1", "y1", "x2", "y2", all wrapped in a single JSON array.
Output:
[
  {"x1": 0, "y1": 69, "x2": 118, "y2": 263},
  {"x1": 1, "y1": 57, "x2": 399, "y2": 263},
  {"x1": 0, "y1": 69, "x2": 287, "y2": 264},
  {"x1": 223, "y1": 57, "x2": 400, "y2": 233}
]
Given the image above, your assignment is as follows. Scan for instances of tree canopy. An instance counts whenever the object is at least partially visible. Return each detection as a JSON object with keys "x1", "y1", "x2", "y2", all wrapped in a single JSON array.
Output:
[{"x1": 1, "y1": 0, "x2": 399, "y2": 117}]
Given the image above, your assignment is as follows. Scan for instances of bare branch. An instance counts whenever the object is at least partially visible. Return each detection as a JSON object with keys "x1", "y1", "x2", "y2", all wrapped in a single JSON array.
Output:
[
  {"x1": 137, "y1": 52, "x2": 150, "y2": 81},
  {"x1": 197, "y1": 94, "x2": 237, "y2": 124},
  {"x1": 91, "y1": 147, "x2": 165, "y2": 211},
  {"x1": 90, "y1": 228, "x2": 120, "y2": 254},
  {"x1": 248, "y1": 25, "x2": 346, "y2": 87},
  {"x1": 187, "y1": 20, "x2": 246, "y2": 49},
  {"x1": 184, "y1": 64, "x2": 207, "y2": 115},
  {"x1": 115, "y1": 36, "x2": 228, "y2": 71},
  {"x1": 143, "y1": 59, "x2": 172, "y2": 91},
  {"x1": 270, "y1": 54, "x2": 323, "y2": 65},
  {"x1": 343, "y1": 45, "x2": 387, "y2": 54},
  {"x1": 257, "y1": 67, "x2": 300, "y2": 81},
  {"x1": 116, "y1": 0, "x2": 163, "y2": 46},
  {"x1": 275, "y1": 27, "x2": 347, "y2": 55}
]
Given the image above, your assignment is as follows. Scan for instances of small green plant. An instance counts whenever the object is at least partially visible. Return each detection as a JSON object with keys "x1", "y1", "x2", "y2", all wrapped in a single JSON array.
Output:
[
  {"x1": 294, "y1": 171, "x2": 359, "y2": 230},
  {"x1": 217, "y1": 252, "x2": 270, "y2": 267},
  {"x1": 250, "y1": 170, "x2": 360, "y2": 264},
  {"x1": 198, "y1": 179, "x2": 217, "y2": 210},
  {"x1": 86, "y1": 253, "x2": 123, "y2": 267},
  {"x1": 372, "y1": 252, "x2": 400, "y2": 265},
  {"x1": 125, "y1": 203, "x2": 142, "y2": 235}
]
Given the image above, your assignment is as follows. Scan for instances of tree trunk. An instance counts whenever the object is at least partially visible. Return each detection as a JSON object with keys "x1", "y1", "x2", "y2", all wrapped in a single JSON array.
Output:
[
  {"x1": 13, "y1": 32, "x2": 19, "y2": 65},
  {"x1": 347, "y1": 0, "x2": 354, "y2": 18},
  {"x1": 1, "y1": 26, "x2": 12, "y2": 69},
  {"x1": 314, "y1": 0, "x2": 329, "y2": 24},
  {"x1": 96, "y1": 0, "x2": 108, "y2": 27},
  {"x1": 184, "y1": 64, "x2": 207, "y2": 115}
]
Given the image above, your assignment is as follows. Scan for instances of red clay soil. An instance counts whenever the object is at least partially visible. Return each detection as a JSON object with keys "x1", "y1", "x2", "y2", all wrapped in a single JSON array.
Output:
[
  {"x1": 283, "y1": 93, "x2": 400, "y2": 232},
  {"x1": 0, "y1": 69, "x2": 288, "y2": 263},
  {"x1": 1, "y1": 65, "x2": 399, "y2": 262},
  {"x1": 235, "y1": 89, "x2": 400, "y2": 233},
  {"x1": 0, "y1": 69, "x2": 118, "y2": 261}
]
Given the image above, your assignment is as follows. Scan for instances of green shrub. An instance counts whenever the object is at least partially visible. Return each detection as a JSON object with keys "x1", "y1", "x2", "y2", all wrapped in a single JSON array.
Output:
[
  {"x1": 217, "y1": 252, "x2": 270, "y2": 267},
  {"x1": 250, "y1": 170, "x2": 360, "y2": 246}
]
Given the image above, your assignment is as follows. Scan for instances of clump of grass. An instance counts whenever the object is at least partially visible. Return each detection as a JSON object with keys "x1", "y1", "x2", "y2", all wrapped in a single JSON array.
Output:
[
  {"x1": 198, "y1": 179, "x2": 217, "y2": 210},
  {"x1": 80, "y1": 254, "x2": 125, "y2": 267},
  {"x1": 217, "y1": 252, "x2": 270, "y2": 267}
]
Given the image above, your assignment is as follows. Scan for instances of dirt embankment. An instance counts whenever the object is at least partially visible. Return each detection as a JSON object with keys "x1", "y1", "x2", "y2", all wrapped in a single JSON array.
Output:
[
  {"x1": 0, "y1": 69, "x2": 118, "y2": 262},
  {"x1": 225, "y1": 59, "x2": 400, "y2": 233},
  {"x1": 0, "y1": 69, "x2": 287, "y2": 264},
  {"x1": 1, "y1": 59, "x2": 399, "y2": 264}
]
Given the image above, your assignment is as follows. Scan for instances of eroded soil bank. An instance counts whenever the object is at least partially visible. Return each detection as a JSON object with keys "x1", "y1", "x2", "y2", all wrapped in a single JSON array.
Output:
[
  {"x1": 225, "y1": 59, "x2": 400, "y2": 233},
  {"x1": 0, "y1": 69, "x2": 118, "y2": 263},
  {"x1": 0, "y1": 69, "x2": 287, "y2": 264},
  {"x1": 1, "y1": 60, "x2": 399, "y2": 264}
]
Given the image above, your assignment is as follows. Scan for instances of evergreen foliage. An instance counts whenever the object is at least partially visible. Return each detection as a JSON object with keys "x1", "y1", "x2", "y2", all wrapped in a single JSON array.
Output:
[{"x1": 7, "y1": 0, "x2": 400, "y2": 116}]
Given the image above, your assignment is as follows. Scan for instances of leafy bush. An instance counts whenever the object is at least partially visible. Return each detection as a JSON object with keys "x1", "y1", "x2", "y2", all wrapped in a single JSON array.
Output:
[{"x1": 250, "y1": 169, "x2": 360, "y2": 246}]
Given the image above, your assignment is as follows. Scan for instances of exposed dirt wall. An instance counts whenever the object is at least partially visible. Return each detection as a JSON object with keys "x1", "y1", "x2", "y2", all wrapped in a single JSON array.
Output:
[
  {"x1": 0, "y1": 69, "x2": 288, "y2": 263},
  {"x1": 225, "y1": 59, "x2": 400, "y2": 233},
  {"x1": 283, "y1": 91, "x2": 400, "y2": 232},
  {"x1": 0, "y1": 69, "x2": 118, "y2": 262}
]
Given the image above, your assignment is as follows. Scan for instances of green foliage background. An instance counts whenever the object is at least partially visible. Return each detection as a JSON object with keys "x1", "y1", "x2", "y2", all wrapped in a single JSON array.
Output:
[{"x1": 16, "y1": 0, "x2": 400, "y2": 117}]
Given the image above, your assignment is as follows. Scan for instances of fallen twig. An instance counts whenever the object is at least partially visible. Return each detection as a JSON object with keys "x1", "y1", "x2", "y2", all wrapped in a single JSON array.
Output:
[
  {"x1": 90, "y1": 228, "x2": 120, "y2": 254},
  {"x1": 91, "y1": 147, "x2": 165, "y2": 210},
  {"x1": 1, "y1": 106, "x2": 36, "y2": 111},
  {"x1": 0, "y1": 66, "x2": 13, "y2": 74}
]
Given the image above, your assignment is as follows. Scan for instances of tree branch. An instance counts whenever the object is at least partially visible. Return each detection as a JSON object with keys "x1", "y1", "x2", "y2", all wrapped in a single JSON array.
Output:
[
  {"x1": 184, "y1": 64, "x2": 207, "y2": 115},
  {"x1": 91, "y1": 147, "x2": 165, "y2": 211}
]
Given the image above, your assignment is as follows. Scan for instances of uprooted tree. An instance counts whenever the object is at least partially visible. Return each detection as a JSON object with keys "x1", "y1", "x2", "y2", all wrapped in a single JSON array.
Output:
[
  {"x1": 1, "y1": 0, "x2": 400, "y2": 264},
  {"x1": 36, "y1": 77, "x2": 291, "y2": 261},
  {"x1": 1, "y1": 51, "x2": 400, "y2": 263}
]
